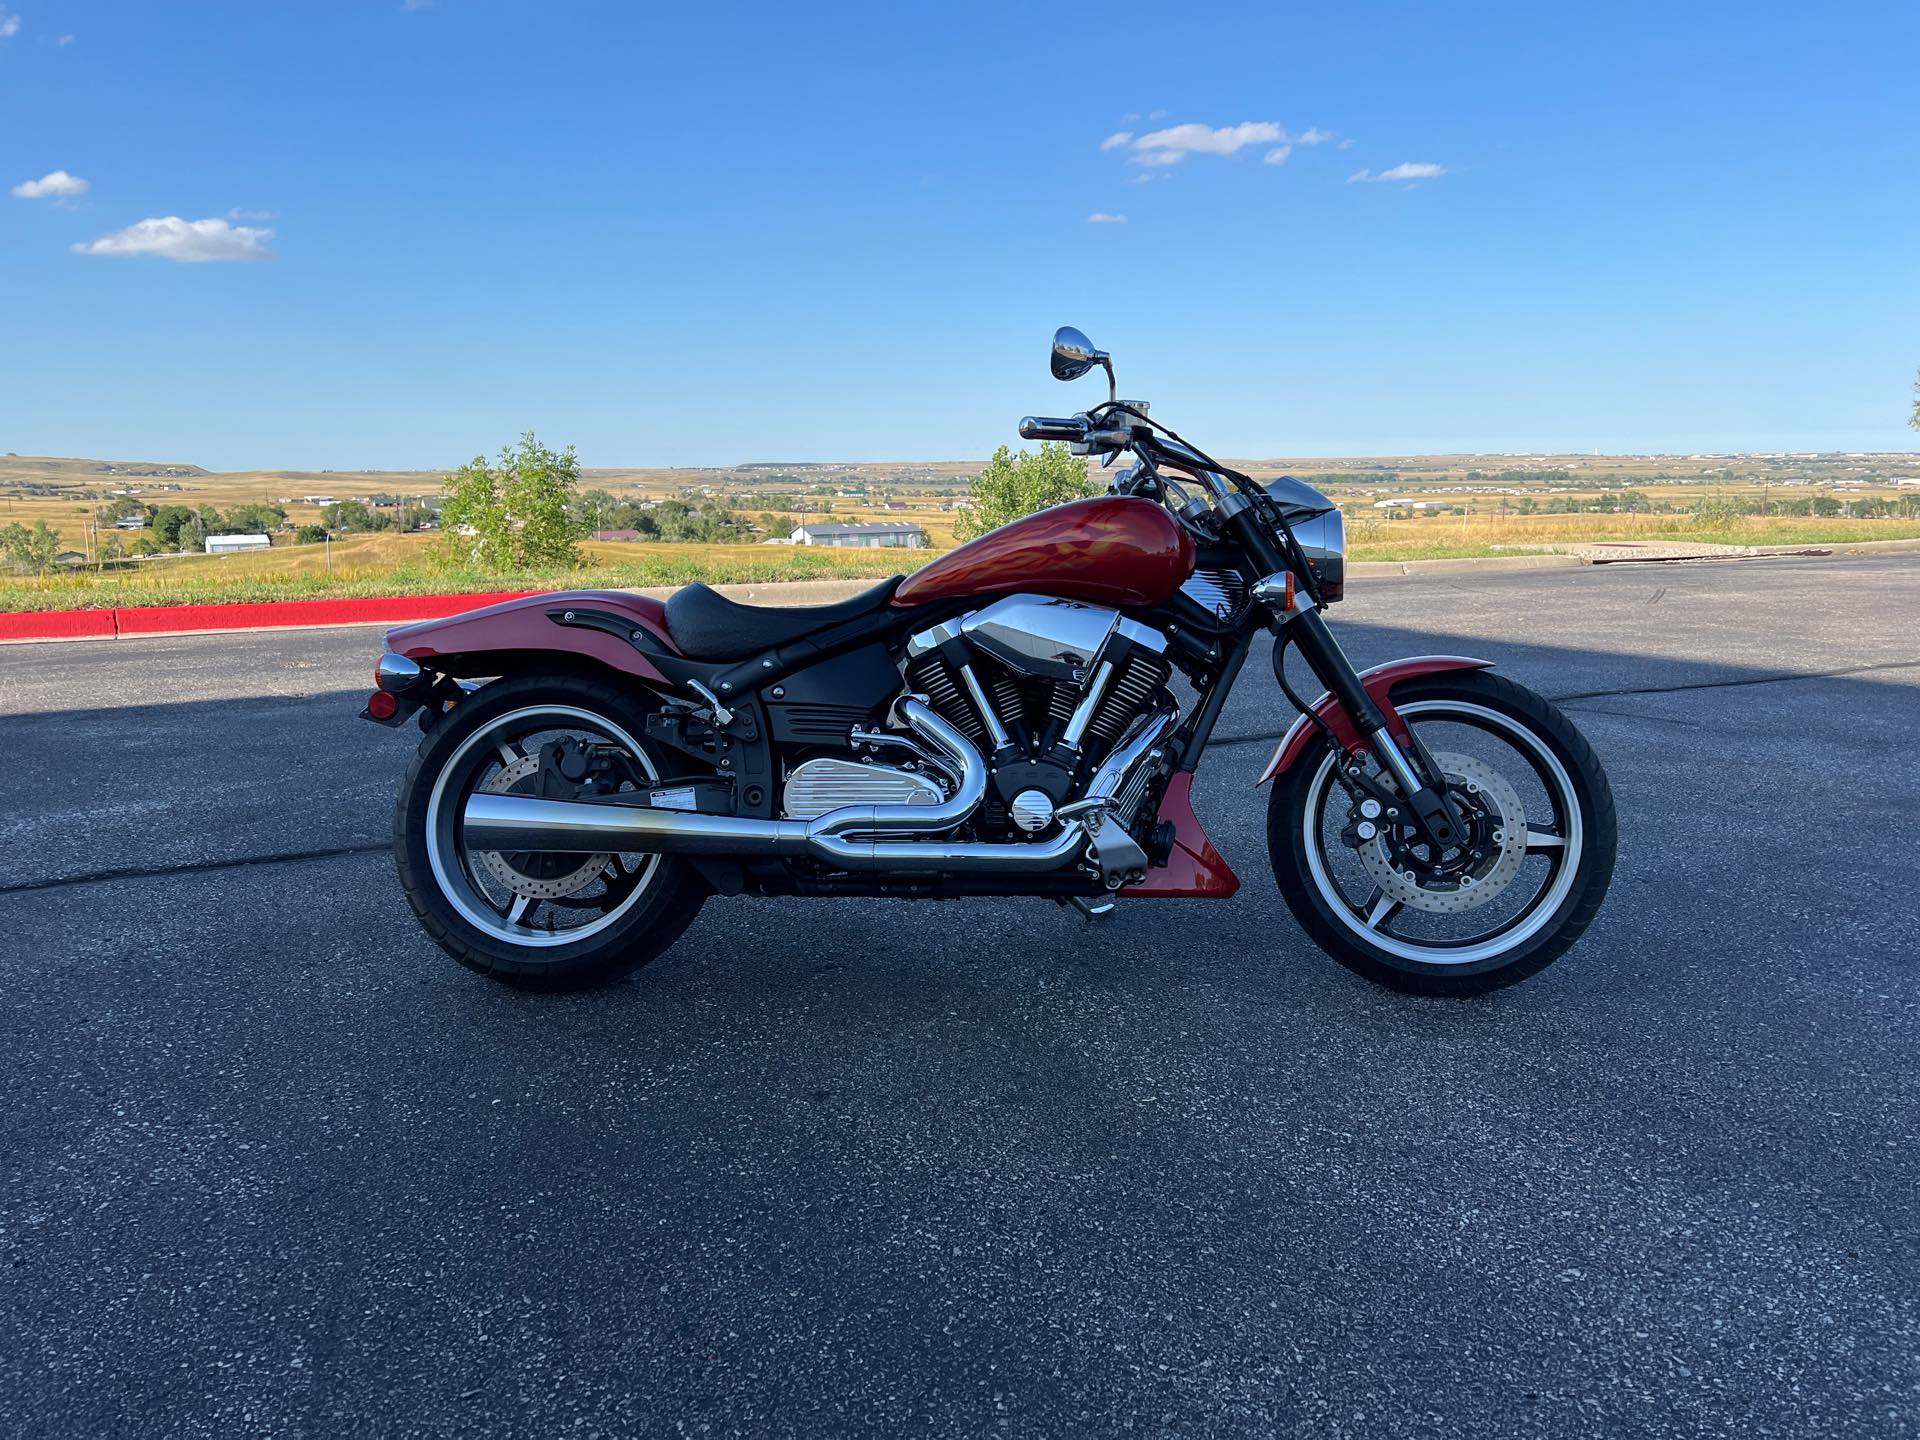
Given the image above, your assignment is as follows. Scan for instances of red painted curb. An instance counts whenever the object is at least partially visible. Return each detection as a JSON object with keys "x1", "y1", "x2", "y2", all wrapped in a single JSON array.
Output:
[
  {"x1": 0, "y1": 591, "x2": 538, "y2": 643},
  {"x1": 0, "y1": 609, "x2": 119, "y2": 642}
]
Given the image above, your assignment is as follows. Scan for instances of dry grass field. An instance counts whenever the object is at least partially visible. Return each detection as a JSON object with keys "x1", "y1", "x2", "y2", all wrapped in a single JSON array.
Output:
[{"x1": 4, "y1": 449, "x2": 1916, "y2": 611}]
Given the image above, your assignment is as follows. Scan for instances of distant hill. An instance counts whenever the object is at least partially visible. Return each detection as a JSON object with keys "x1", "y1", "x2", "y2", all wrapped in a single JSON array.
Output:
[{"x1": 0, "y1": 454, "x2": 210, "y2": 485}]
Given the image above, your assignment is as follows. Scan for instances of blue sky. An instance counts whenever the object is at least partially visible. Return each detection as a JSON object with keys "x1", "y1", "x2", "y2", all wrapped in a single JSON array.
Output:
[{"x1": 3, "y1": 0, "x2": 1917, "y2": 470}]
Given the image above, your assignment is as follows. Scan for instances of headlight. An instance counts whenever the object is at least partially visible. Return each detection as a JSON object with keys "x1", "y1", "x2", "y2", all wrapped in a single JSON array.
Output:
[{"x1": 1292, "y1": 509, "x2": 1345, "y2": 604}]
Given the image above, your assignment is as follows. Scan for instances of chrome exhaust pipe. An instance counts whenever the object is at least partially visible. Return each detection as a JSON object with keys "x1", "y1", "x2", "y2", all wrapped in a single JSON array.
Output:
[{"x1": 460, "y1": 697, "x2": 1088, "y2": 872}]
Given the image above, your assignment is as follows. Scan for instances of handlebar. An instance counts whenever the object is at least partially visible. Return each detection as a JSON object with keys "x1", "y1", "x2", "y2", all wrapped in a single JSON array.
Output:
[{"x1": 1018, "y1": 415, "x2": 1089, "y2": 442}]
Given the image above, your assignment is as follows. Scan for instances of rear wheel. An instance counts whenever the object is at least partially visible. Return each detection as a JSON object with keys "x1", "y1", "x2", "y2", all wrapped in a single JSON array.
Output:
[
  {"x1": 393, "y1": 674, "x2": 707, "y2": 989},
  {"x1": 1268, "y1": 670, "x2": 1615, "y2": 996}
]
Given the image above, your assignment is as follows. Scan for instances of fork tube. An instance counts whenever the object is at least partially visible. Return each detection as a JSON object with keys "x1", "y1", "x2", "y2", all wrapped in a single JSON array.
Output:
[{"x1": 1288, "y1": 608, "x2": 1390, "y2": 738}]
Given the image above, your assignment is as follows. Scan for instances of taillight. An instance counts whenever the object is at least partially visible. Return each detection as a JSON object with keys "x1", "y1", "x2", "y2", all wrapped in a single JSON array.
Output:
[{"x1": 365, "y1": 690, "x2": 400, "y2": 721}]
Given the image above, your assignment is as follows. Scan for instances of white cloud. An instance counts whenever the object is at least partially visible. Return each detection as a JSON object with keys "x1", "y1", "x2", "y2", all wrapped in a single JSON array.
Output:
[
  {"x1": 227, "y1": 206, "x2": 276, "y2": 221},
  {"x1": 1099, "y1": 130, "x2": 1134, "y2": 152},
  {"x1": 1348, "y1": 162, "x2": 1447, "y2": 184},
  {"x1": 1296, "y1": 128, "x2": 1335, "y2": 145},
  {"x1": 73, "y1": 216, "x2": 275, "y2": 263},
  {"x1": 1263, "y1": 146, "x2": 1292, "y2": 166},
  {"x1": 57, "y1": 32, "x2": 73, "y2": 44},
  {"x1": 13, "y1": 169, "x2": 89, "y2": 199},
  {"x1": 0, "y1": 9, "x2": 19, "y2": 38},
  {"x1": 1086, "y1": 212, "x2": 1128, "y2": 224},
  {"x1": 1129, "y1": 120, "x2": 1286, "y2": 166}
]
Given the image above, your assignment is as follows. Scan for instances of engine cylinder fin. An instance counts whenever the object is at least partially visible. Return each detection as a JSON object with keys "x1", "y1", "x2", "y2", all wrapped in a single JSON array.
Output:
[
  {"x1": 1087, "y1": 650, "x2": 1172, "y2": 746},
  {"x1": 1044, "y1": 675, "x2": 1078, "y2": 731},
  {"x1": 980, "y1": 665, "x2": 1027, "y2": 736},
  {"x1": 904, "y1": 652, "x2": 985, "y2": 751}
]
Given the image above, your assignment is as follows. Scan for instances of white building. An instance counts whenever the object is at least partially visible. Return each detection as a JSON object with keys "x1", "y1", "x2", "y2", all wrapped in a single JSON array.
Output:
[
  {"x1": 790, "y1": 522, "x2": 928, "y2": 549},
  {"x1": 205, "y1": 533, "x2": 273, "y2": 554}
]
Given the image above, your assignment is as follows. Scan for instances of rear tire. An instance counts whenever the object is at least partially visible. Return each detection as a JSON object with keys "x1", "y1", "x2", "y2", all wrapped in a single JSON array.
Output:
[
  {"x1": 1268, "y1": 670, "x2": 1615, "y2": 997},
  {"x1": 393, "y1": 673, "x2": 707, "y2": 990}
]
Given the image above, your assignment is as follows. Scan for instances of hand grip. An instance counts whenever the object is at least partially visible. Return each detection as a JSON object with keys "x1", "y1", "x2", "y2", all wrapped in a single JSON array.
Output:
[{"x1": 1018, "y1": 415, "x2": 1088, "y2": 442}]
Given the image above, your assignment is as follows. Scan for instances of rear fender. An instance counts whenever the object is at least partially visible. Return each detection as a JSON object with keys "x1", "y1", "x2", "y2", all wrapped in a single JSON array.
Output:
[
  {"x1": 383, "y1": 590, "x2": 678, "y2": 687},
  {"x1": 1256, "y1": 655, "x2": 1493, "y2": 784}
]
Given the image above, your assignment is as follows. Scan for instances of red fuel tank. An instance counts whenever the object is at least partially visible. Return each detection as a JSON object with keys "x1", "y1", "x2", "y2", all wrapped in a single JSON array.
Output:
[{"x1": 894, "y1": 497, "x2": 1196, "y2": 609}]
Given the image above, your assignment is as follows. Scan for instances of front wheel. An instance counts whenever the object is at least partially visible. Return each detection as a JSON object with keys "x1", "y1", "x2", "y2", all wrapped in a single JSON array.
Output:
[{"x1": 1269, "y1": 670, "x2": 1616, "y2": 996}]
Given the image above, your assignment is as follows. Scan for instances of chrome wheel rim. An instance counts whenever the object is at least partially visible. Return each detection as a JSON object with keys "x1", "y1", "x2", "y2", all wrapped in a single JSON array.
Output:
[
  {"x1": 425, "y1": 704, "x2": 662, "y2": 949},
  {"x1": 1300, "y1": 700, "x2": 1584, "y2": 967}
]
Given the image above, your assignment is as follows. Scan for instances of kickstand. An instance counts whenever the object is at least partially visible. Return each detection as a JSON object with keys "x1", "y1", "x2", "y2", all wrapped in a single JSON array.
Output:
[{"x1": 1070, "y1": 894, "x2": 1117, "y2": 921}]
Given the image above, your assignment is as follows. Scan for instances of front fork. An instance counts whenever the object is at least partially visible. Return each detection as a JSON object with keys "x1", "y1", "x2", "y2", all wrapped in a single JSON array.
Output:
[{"x1": 1225, "y1": 500, "x2": 1466, "y2": 849}]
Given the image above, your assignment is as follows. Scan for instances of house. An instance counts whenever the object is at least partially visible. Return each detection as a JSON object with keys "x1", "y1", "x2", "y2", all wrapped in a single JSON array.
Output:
[
  {"x1": 883, "y1": 500, "x2": 909, "y2": 511},
  {"x1": 301, "y1": 494, "x2": 337, "y2": 506},
  {"x1": 591, "y1": 529, "x2": 645, "y2": 542},
  {"x1": 114, "y1": 516, "x2": 148, "y2": 530},
  {"x1": 790, "y1": 522, "x2": 928, "y2": 549},
  {"x1": 205, "y1": 533, "x2": 273, "y2": 554}
]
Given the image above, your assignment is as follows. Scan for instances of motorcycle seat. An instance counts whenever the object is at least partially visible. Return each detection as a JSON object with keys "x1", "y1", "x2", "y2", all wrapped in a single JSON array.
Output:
[{"x1": 662, "y1": 576, "x2": 903, "y2": 661}]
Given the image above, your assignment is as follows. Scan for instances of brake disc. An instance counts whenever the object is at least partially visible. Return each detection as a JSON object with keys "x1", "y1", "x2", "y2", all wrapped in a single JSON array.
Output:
[
  {"x1": 1357, "y1": 750, "x2": 1528, "y2": 914},
  {"x1": 471, "y1": 754, "x2": 614, "y2": 901}
]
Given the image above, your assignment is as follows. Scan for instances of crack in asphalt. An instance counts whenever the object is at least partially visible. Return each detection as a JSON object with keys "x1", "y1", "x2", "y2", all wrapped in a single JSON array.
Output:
[
  {"x1": 9, "y1": 659, "x2": 1915, "y2": 897},
  {"x1": 1198, "y1": 657, "x2": 1920, "y2": 750},
  {"x1": 0, "y1": 842, "x2": 392, "y2": 897},
  {"x1": 1546, "y1": 657, "x2": 1920, "y2": 701}
]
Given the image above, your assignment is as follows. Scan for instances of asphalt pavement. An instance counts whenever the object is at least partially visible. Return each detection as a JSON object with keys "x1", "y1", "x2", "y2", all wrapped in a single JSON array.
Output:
[{"x1": 2, "y1": 554, "x2": 1916, "y2": 1437}]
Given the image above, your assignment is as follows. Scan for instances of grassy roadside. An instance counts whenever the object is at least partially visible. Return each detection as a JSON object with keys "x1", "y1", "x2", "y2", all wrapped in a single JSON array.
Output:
[
  {"x1": 1341, "y1": 514, "x2": 1920, "y2": 563},
  {"x1": 2, "y1": 516, "x2": 1916, "y2": 613}
]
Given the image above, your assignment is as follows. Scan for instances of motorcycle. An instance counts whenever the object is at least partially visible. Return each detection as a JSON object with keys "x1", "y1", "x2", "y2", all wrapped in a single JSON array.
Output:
[{"x1": 362, "y1": 327, "x2": 1616, "y2": 995}]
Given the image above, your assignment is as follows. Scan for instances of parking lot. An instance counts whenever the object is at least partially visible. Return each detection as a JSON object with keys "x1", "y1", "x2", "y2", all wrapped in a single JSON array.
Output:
[{"x1": 2, "y1": 555, "x2": 1916, "y2": 1437}]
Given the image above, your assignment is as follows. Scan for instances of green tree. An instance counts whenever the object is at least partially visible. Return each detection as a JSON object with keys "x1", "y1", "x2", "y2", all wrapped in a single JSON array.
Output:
[
  {"x1": 439, "y1": 432, "x2": 584, "y2": 571},
  {"x1": 98, "y1": 532, "x2": 126, "y2": 563},
  {"x1": 149, "y1": 504, "x2": 195, "y2": 549},
  {"x1": 129, "y1": 532, "x2": 163, "y2": 556},
  {"x1": 295, "y1": 523, "x2": 330, "y2": 545},
  {"x1": 180, "y1": 514, "x2": 209, "y2": 551},
  {"x1": 953, "y1": 443, "x2": 1094, "y2": 542},
  {"x1": 0, "y1": 519, "x2": 62, "y2": 574},
  {"x1": 322, "y1": 499, "x2": 374, "y2": 532},
  {"x1": 97, "y1": 496, "x2": 151, "y2": 525},
  {"x1": 1910, "y1": 369, "x2": 1919, "y2": 432},
  {"x1": 1810, "y1": 495, "x2": 1842, "y2": 517},
  {"x1": 225, "y1": 502, "x2": 287, "y2": 533},
  {"x1": 507, "y1": 435, "x2": 584, "y2": 566}
]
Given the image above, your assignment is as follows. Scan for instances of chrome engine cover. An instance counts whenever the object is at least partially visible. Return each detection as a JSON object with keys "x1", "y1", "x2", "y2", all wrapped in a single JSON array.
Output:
[
  {"x1": 781, "y1": 757, "x2": 945, "y2": 821},
  {"x1": 959, "y1": 594, "x2": 1120, "y2": 687}
]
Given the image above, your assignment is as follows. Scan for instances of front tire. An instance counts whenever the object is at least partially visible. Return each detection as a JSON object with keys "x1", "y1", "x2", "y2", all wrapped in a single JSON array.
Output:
[
  {"x1": 1268, "y1": 670, "x2": 1616, "y2": 996},
  {"x1": 393, "y1": 673, "x2": 708, "y2": 990}
]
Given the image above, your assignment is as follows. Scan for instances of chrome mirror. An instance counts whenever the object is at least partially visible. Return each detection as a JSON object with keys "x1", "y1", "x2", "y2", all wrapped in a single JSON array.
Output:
[{"x1": 1050, "y1": 326, "x2": 1107, "y2": 382}]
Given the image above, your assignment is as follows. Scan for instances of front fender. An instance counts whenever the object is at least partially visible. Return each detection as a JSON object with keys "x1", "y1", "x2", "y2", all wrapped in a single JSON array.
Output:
[
  {"x1": 384, "y1": 590, "x2": 678, "y2": 686},
  {"x1": 1256, "y1": 655, "x2": 1493, "y2": 784}
]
